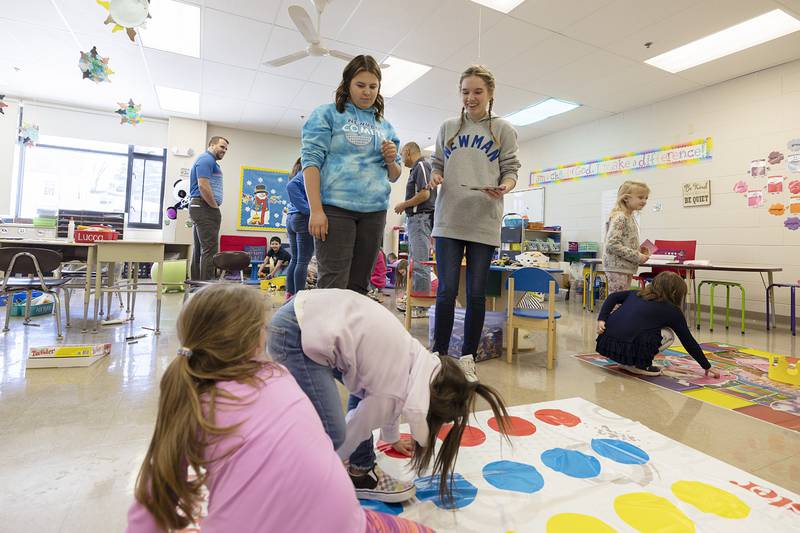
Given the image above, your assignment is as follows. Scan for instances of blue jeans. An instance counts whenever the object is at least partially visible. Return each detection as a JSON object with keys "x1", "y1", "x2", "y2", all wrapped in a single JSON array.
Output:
[
  {"x1": 268, "y1": 300, "x2": 376, "y2": 469},
  {"x1": 407, "y1": 213, "x2": 432, "y2": 293},
  {"x1": 432, "y1": 237, "x2": 495, "y2": 356},
  {"x1": 286, "y1": 212, "x2": 314, "y2": 295}
]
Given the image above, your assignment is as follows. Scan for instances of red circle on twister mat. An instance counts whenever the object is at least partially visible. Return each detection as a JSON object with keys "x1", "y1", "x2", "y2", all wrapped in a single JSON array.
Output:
[
  {"x1": 437, "y1": 424, "x2": 487, "y2": 446},
  {"x1": 376, "y1": 433, "x2": 413, "y2": 458},
  {"x1": 534, "y1": 409, "x2": 581, "y2": 427},
  {"x1": 487, "y1": 416, "x2": 537, "y2": 436}
]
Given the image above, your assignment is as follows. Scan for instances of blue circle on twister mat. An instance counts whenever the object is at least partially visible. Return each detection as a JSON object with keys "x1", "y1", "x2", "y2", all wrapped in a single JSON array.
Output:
[
  {"x1": 415, "y1": 473, "x2": 477, "y2": 509},
  {"x1": 541, "y1": 448, "x2": 601, "y2": 478},
  {"x1": 482, "y1": 460, "x2": 544, "y2": 493},
  {"x1": 359, "y1": 499, "x2": 404, "y2": 515},
  {"x1": 591, "y1": 438, "x2": 650, "y2": 465}
]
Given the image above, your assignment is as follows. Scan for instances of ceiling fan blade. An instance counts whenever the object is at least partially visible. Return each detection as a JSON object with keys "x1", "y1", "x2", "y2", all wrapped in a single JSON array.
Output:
[
  {"x1": 288, "y1": 5, "x2": 319, "y2": 45},
  {"x1": 328, "y1": 49, "x2": 355, "y2": 63},
  {"x1": 264, "y1": 49, "x2": 310, "y2": 67},
  {"x1": 312, "y1": 0, "x2": 329, "y2": 12}
]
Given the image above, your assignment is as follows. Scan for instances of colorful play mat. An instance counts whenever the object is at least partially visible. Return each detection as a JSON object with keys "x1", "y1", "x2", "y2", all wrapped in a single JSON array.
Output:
[
  {"x1": 369, "y1": 397, "x2": 798, "y2": 532},
  {"x1": 576, "y1": 343, "x2": 800, "y2": 432}
]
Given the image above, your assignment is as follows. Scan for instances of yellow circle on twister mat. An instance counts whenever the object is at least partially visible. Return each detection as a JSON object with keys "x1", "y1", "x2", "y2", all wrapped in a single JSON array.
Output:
[
  {"x1": 671, "y1": 481, "x2": 750, "y2": 519},
  {"x1": 614, "y1": 493, "x2": 695, "y2": 533},
  {"x1": 546, "y1": 513, "x2": 617, "y2": 532}
]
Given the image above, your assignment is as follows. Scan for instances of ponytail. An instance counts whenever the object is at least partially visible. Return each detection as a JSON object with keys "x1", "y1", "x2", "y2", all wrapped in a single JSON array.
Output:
[{"x1": 414, "y1": 357, "x2": 511, "y2": 505}]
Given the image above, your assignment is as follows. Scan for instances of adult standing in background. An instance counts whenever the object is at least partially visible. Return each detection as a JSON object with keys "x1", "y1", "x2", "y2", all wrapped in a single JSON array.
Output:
[
  {"x1": 301, "y1": 55, "x2": 402, "y2": 294},
  {"x1": 189, "y1": 136, "x2": 228, "y2": 281},
  {"x1": 394, "y1": 142, "x2": 435, "y2": 316}
]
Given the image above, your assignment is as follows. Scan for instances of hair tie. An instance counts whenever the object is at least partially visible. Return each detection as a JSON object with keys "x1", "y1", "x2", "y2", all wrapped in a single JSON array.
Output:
[{"x1": 177, "y1": 347, "x2": 193, "y2": 358}]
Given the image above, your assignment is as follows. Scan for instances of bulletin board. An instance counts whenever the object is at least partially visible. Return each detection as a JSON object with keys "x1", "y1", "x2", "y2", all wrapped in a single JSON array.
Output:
[
  {"x1": 237, "y1": 166, "x2": 290, "y2": 232},
  {"x1": 504, "y1": 187, "x2": 545, "y2": 222}
]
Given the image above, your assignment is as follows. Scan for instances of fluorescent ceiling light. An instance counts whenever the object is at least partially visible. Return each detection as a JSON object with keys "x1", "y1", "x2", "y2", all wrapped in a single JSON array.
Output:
[
  {"x1": 156, "y1": 86, "x2": 200, "y2": 115},
  {"x1": 468, "y1": 0, "x2": 525, "y2": 13},
  {"x1": 380, "y1": 56, "x2": 431, "y2": 98},
  {"x1": 424, "y1": 144, "x2": 435, "y2": 152},
  {"x1": 505, "y1": 98, "x2": 580, "y2": 126},
  {"x1": 645, "y1": 9, "x2": 800, "y2": 73},
  {"x1": 139, "y1": 0, "x2": 201, "y2": 58}
]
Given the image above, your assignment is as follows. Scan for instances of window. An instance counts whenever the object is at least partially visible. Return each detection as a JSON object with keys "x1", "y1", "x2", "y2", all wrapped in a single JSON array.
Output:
[{"x1": 16, "y1": 136, "x2": 167, "y2": 229}]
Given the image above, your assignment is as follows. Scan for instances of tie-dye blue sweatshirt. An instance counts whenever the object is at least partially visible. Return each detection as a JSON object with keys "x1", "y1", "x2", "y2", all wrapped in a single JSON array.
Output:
[{"x1": 301, "y1": 101, "x2": 401, "y2": 212}]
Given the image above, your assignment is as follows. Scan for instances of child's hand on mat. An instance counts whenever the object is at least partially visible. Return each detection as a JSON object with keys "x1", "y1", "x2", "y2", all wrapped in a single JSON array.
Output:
[
  {"x1": 429, "y1": 172, "x2": 444, "y2": 189},
  {"x1": 309, "y1": 211, "x2": 328, "y2": 241},
  {"x1": 704, "y1": 367, "x2": 720, "y2": 379},
  {"x1": 597, "y1": 321, "x2": 606, "y2": 334},
  {"x1": 391, "y1": 437, "x2": 414, "y2": 456}
]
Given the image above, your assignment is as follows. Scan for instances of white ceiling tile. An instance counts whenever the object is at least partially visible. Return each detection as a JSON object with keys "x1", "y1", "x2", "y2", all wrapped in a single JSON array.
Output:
[
  {"x1": 496, "y1": 34, "x2": 597, "y2": 89},
  {"x1": 384, "y1": 100, "x2": 452, "y2": 137},
  {"x1": 289, "y1": 82, "x2": 336, "y2": 109},
  {"x1": 201, "y1": 94, "x2": 246, "y2": 124},
  {"x1": 5, "y1": 0, "x2": 64, "y2": 28},
  {"x1": 204, "y1": 0, "x2": 283, "y2": 23},
  {"x1": 391, "y1": 0, "x2": 504, "y2": 66},
  {"x1": 490, "y1": 84, "x2": 549, "y2": 116},
  {"x1": 259, "y1": 25, "x2": 323, "y2": 80},
  {"x1": 524, "y1": 51, "x2": 639, "y2": 100},
  {"x1": 202, "y1": 62, "x2": 257, "y2": 99},
  {"x1": 238, "y1": 101, "x2": 286, "y2": 132},
  {"x1": 248, "y1": 72, "x2": 306, "y2": 105},
  {"x1": 390, "y1": 67, "x2": 463, "y2": 111},
  {"x1": 270, "y1": 107, "x2": 308, "y2": 137},
  {"x1": 203, "y1": 8, "x2": 272, "y2": 69},
  {"x1": 336, "y1": 0, "x2": 431, "y2": 53},
  {"x1": 273, "y1": 0, "x2": 363, "y2": 41},
  {"x1": 307, "y1": 39, "x2": 387, "y2": 86},
  {"x1": 144, "y1": 49, "x2": 202, "y2": 92},
  {"x1": 510, "y1": 0, "x2": 615, "y2": 32},
  {"x1": 438, "y1": 16, "x2": 553, "y2": 72}
]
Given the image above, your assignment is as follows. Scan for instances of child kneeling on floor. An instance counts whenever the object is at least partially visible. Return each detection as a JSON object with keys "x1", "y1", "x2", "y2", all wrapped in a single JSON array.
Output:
[
  {"x1": 269, "y1": 288, "x2": 510, "y2": 504},
  {"x1": 596, "y1": 271, "x2": 718, "y2": 377},
  {"x1": 126, "y1": 285, "x2": 432, "y2": 533}
]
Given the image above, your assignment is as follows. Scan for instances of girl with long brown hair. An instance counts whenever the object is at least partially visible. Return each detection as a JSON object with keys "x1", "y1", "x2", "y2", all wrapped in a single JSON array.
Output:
[
  {"x1": 269, "y1": 288, "x2": 511, "y2": 505},
  {"x1": 301, "y1": 54, "x2": 402, "y2": 295},
  {"x1": 596, "y1": 271, "x2": 719, "y2": 377},
  {"x1": 126, "y1": 285, "x2": 431, "y2": 532},
  {"x1": 427, "y1": 65, "x2": 521, "y2": 376}
]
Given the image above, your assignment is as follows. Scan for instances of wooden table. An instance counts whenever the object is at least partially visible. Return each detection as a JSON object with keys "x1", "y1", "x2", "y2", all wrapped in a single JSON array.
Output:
[{"x1": 92, "y1": 241, "x2": 191, "y2": 333}]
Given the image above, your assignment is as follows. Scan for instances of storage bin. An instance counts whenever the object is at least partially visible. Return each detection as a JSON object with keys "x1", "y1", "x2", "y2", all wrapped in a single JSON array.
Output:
[{"x1": 428, "y1": 305, "x2": 505, "y2": 362}]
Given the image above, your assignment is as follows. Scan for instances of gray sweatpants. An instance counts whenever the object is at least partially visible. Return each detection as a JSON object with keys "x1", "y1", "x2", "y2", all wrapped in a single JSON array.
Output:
[
  {"x1": 189, "y1": 199, "x2": 221, "y2": 281},
  {"x1": 406, "y1": 213, "x2": 432, "y2": 293}
]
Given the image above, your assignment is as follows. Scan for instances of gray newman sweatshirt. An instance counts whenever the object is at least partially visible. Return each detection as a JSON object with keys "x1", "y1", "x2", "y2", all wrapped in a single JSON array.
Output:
[{"x1": 431, "y1": 113, "x2": 521, "y2": 247}]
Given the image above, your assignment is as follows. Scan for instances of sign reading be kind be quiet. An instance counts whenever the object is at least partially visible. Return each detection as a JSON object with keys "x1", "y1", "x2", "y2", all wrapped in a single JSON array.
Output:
[{"x1": 683, "y1": 180, "x2": 711, "y2": 207}]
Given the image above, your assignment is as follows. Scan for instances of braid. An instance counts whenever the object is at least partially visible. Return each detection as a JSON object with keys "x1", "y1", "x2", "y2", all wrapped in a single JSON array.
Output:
[
  {"x1": 487, "y1": 98, "x2": 500, "y2": 148},
  {"x1": 446, "y1": 107, "x2": 466, "y2": 150}
]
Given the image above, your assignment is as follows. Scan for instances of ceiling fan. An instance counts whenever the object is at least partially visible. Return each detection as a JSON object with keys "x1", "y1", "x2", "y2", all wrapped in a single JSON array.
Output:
[{"x1": 264, "y1": 0, "x2": 388, "y2": 68}]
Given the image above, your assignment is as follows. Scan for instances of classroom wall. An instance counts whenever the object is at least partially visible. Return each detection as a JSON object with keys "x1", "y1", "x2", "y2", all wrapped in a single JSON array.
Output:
[
  {"x1": 0, "y1": 98, "x2": 20, "y2": 215},
  {"x1": 515, "y1": 58, "x2": 800, "y2": 317}
]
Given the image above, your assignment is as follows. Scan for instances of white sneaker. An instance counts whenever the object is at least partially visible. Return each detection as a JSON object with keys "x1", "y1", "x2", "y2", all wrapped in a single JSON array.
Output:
[{"x1": 458, "y1": 354, "x2": 479, "y2": 382}]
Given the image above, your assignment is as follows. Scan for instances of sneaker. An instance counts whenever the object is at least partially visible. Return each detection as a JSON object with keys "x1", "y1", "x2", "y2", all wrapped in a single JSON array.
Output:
[
  {"x1": 411, "y1": 306, "x2": 428, "y2": 319},
  {"x1": 349, "y1": 465, "x2": 416, "y2": 503},
  {"x1": 396, "y1": 296, "x2": 407, "y2": 313},
  {"x1": 458, "y1": 354, "x2": 479, "y2": 382},
  {"x1": 624, "y1": 364, "x2": 662, "y2": 376}
]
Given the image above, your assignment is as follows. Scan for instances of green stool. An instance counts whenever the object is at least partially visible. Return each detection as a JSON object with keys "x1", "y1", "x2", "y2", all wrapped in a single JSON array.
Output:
[{"x1": 696, "y1": 280, "x2": 745, "y2": 334}]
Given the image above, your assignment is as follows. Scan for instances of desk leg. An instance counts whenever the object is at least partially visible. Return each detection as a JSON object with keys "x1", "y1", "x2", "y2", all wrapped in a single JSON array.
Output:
[
  {"x1": 82, "y1": 247, "x2": 96, "y2": 333},
  {"x1": 155, "y1": 260, "x2": 163, "y2": 334},
  {"x1": 92, "y1": 258, "x2": 102, "y2": 332},
  {"x1": 106, "y1": 262, "x2": 116, "y2": 319},
  {"x1": 130, "y1": 263, "x2": 138, "y2": 321},
  {"x1": 589, "y1": 264, "x2": 597, "y2": 312},
  {"x1": 768, "y1": 271, "x2": 776, "y2": 329}
]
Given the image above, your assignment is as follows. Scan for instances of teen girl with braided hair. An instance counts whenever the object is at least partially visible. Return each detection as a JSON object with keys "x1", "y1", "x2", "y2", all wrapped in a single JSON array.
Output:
[{"x1": 428, "y1": 65, "x2": 521, "y2": 374}]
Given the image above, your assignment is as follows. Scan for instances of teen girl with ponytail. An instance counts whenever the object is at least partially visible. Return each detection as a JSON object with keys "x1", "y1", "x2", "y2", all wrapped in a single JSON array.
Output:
[{"x1": 428, "y1": 65, "x2": 521, "y2": 372}]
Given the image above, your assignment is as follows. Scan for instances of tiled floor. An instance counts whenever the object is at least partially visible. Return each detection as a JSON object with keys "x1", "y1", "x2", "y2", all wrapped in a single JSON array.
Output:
[{"x1": 1, "y1": 289, "x2": 798, "y2": 532}]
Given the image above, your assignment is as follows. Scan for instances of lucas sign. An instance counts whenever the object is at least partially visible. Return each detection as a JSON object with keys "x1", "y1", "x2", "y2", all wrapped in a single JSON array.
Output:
[{"x1": 683, "y1": 180, "x2": 711, "y2": 207}]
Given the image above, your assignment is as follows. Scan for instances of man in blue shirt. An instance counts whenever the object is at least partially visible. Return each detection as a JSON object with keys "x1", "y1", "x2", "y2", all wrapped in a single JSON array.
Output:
[{"x1": 189, "y1": 136, "x2": 228, "y2": 280}]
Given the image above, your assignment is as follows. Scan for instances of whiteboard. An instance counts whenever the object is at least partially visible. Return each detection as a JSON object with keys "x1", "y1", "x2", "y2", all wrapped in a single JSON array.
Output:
[{"x1": 504, "y1": 187, "x2": 545, "y2": 223}]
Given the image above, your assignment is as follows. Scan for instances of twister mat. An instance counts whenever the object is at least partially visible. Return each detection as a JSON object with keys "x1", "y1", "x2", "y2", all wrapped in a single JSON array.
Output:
[
  {"x1": 366, "y1": 397, "x2": 799, "y2": 532},
  {"x1": 575, "y1": 343, "x2": 800, "y2": 433}
]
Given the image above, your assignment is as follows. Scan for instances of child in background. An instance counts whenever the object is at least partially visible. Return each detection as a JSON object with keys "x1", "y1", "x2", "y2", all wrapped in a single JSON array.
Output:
[
  {"x1": 285, "y1": 157, "x2": 314, "y2": 301},
  {"x1": 126, "y1": 285, "x2": 433, "y2": 532},
  {"x1": 596, "y1": 271, "x2": 719, "y2": 377},
  {"x1": 367, "y1": 248, "x2": 387, "y2": 302},
  {"x1": 259, "y1": 236, "x2": 291, "y2": 279},
  {"x1": 603, "y1": 180, "x2": 651, "y2": 293},
  {"x1": 428, "y1": 65, "x2": 521, "y2": 375},
  {"x1": 269, "y1": 288, "x2": 510, "y2": 504}
]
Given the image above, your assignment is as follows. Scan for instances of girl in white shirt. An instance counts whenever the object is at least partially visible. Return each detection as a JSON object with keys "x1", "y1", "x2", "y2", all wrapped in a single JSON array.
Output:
[{"x1": 268, "y1": 289, "x2": 510, "y2": 505}]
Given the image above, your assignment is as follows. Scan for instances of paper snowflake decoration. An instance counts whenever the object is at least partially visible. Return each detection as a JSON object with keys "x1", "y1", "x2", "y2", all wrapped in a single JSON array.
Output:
[
  {"x1": 115, "y1": 99, "x2": 143, "y2": 125},
  {"x1": 97, "y1": 0, "x2": 150, "y2": 42},
  {"x1": 18, "y1": 123, "x2": 39, "y2": 147},
  {"x1": 247, "y1": 180, "x2": 252, "y2": 186},
  {"x1": 258, "y1": 177, "x2": 263, "y2": 182},
  {"x1": 79, "y1": 46, "x2": 114, "y2": 83}
]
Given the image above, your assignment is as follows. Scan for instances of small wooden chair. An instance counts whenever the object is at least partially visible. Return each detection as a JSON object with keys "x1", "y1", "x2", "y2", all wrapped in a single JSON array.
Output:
[
  {"x1": 506, "y1": 268, "x2": 561, "y2": 369},
  {"x1": 404, "y1": 259, "x2": 436, "y2": 331}
]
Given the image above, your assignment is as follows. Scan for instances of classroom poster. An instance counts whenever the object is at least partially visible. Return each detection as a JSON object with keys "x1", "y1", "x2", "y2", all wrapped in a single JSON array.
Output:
[
  {"x1": 682, "y1": 180, "x2": 711, "y2": 207},
  {"x1": 238, "y1": 166, "x2": 290, "y2": 232}
]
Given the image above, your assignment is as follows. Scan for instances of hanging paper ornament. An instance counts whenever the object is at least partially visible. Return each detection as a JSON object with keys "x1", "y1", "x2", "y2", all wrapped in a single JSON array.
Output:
[
  {"x1": 768, "y1": 203, "x2": 786, "y2": 216},
  {"x1": 732, "y1": 180, "x2": 748, "y2": 193},
  {"x1": 115, "y1": 99, "x2": 143, "y2": 125},
  {"x1": 18, "y1": 123, "x2": 39, "y2": 147},
  {"x1": 97, "y1": 0, "x2": 150, "y2": 42},
  {"x1": 79, "y1": 46, "x2": 114, "y2": 83},
  {"x1": 784, "y1": 217, "x2": 800, "y2": 231},
  {"x1": 767, "y1": 151, "x2": 784, "y2": 165},
  {"x1": 0, "y1": 95, "x2": 8, "y2": 115}
]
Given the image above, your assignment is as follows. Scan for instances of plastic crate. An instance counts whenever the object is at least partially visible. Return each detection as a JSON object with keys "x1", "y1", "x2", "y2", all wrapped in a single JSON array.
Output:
[
  {"x1": 567, "y1": 241, "x2": 579, "y2": 252},
  {"x1": 74, "y1": 227, "x2": 119, "y2": 243},
  {"x1": 579, "y1": 241, "x2": 599, "y2": 252},
  {"x1": 11, "y1": 301, "x2": 54, "y2": 317}
]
